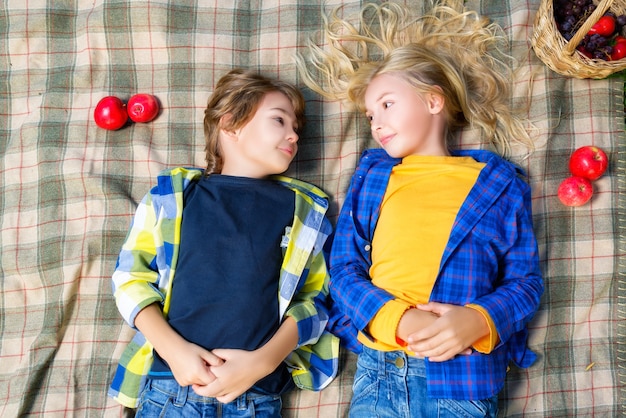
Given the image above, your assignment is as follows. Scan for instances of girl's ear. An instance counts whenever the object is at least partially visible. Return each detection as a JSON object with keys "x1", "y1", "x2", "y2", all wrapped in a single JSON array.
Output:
[{"x1": 426, "y1": 92, "x2": 445, "y2": 115}]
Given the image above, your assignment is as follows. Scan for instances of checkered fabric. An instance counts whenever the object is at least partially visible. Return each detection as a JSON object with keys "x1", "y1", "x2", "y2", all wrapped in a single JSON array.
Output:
[
  {"x1": 107, "y1": 167, "x2": 338, "y2": 408},
  {"x1": 0, "y1": 0, "x2": 624, "y2": 417}
]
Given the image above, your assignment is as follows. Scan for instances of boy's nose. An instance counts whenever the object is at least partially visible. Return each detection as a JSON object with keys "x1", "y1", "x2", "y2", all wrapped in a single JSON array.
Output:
[{"x1": 287, "y1": 131, "x2": 299, "y2": 143}]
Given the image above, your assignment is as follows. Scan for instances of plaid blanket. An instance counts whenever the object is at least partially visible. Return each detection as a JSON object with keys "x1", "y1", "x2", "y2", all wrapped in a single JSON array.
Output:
[{"x1": 0, "y1": 0, "x2": 624, "y2": 416}]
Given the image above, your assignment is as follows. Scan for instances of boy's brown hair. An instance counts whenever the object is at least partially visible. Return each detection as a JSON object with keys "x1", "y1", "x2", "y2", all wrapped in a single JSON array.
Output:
[{"x1": 203, "y1": 68, "x2": 306, "y2": 174}]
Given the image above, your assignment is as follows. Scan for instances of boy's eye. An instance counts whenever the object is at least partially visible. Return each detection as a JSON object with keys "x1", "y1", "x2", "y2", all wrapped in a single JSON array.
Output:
[
  {"x1": 383, "y1": 101, "x2": 393, "y2": 109},
  {"x1": 366, "y1": 115, "x2": 373, "y2": 122}
]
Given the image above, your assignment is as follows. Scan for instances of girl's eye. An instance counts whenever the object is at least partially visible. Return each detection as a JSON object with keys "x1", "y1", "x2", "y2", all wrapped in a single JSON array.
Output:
[
  {"x1": 366, "y1": 115, "x2": 373, "y2": 122},
  {"x1": 274, "y1": 117, "x2": 284, "y2": 125},
  {"x1": 383, "y1": 101, "x2": 393, "y2": 109}
]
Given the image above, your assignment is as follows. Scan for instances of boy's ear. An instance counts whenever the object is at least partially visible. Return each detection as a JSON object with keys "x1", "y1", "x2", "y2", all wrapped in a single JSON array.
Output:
[{"x1": 219, "y1": 114, "x2": 238, "y2": 139}]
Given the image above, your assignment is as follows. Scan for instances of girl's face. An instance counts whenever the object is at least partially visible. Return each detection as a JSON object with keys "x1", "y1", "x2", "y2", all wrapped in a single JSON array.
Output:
[
  {"x1": 364, "y1": 73, "x2": 447, "y2": 158},
  {"x1": 220, "y1": 91, "x2": 299, "y2": 178}
]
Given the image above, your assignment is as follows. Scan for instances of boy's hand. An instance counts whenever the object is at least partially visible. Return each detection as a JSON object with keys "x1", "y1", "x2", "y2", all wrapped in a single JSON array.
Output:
[
  {"x1": 134, "y1": 303, "x2": 224, "y2": 387},
  {"x1": 406, "y1": 303, "x2": 483, "y2": 361},
  {"x1": 192, "y1": 316, "x2": 298, "y2": 403},
  {"x1": 165, "y1": 340, "x2": 224, "y2": 387},
  {"x1": 192, "y1": 348, "x2": 270, "y2": 403}
]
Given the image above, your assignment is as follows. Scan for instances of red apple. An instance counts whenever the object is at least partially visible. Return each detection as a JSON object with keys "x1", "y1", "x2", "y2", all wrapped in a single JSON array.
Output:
[
  {"x1": 569, "y1": 146, "x2": 608, "y2": 181},
  {"x1": 558, "y1": 176, "x2": 593, "y2": 207},
  {"x1": 588, "y1": 15, "x2": 616, "y2": 37},
  {"x1": 94, "y1": 96, "x2": 128, "y2": 130},
  {"x1": 127, "y1": 94, "x2": 160, "y2": 123}
]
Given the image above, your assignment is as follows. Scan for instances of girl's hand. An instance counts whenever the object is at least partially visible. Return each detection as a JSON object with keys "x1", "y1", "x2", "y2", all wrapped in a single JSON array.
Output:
[
  {"x1": 396, "y1": 307, "x2": 438, "y2": 343},
  {"x1": 192, "y1": 348, "x2": 271, "y2": 403},
  {"x1": 406, "y1": 303, "x2": 483, "y2": 361}
]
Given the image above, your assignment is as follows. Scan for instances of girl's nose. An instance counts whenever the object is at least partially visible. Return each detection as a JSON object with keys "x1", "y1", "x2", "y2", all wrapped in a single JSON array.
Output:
[{"x1": 369, "y1": 114, "x2": 382, "y2": 130}]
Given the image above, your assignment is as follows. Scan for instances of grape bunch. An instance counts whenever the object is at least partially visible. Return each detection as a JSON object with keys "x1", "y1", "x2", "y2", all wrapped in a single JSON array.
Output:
[{"x1": 553, "y1": 0, "x2": 626, "y2": 61}]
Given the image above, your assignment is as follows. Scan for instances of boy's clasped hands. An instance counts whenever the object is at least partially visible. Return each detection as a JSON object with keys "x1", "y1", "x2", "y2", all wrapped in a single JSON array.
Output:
[{"x1": 167, "y1": 343, "x2": 266, "y2": 403}]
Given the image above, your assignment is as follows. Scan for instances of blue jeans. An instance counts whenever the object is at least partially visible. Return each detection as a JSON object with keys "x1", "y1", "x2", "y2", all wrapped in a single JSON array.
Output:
[
  {"x1": 349, "y1": 346, "x2": 499, "y2": 418},
  {"x1": 135, "y1": 378, "x2": 282, "y2": 418}
]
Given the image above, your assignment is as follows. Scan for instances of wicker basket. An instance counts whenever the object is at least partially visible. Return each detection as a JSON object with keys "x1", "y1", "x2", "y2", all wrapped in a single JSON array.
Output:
[{"x1": 531, "y1": 0, "x2": 626, "y2": 79}]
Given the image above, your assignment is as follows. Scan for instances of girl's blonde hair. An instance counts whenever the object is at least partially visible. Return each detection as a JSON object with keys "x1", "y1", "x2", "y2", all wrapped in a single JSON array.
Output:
[
  {"x1": 296, "y1": 1, "x2": 532, "y2": 156},
  {"x1": 203, "y1": 68, "x2": 306, "y2": 174}
]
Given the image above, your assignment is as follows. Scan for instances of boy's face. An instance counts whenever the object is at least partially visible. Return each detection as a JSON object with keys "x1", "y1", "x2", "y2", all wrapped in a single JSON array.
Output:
[
  {"x1": 364, "y1": 73, "x2": 447, "y2": 158},
  {"x1": 221, "y1": 91, "x2": 299, "y2": 178}
]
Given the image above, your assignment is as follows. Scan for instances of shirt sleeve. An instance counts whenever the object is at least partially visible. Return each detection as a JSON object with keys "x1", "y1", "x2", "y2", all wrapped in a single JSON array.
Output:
[
  {"x1": 365, "y1": 299, "x2": 413, "y2": 347},
  {"x1": 111, "y1": 191, "x2": 165, "y2": 329},
  {"x1": 329, "y1": 164, "x2": 396, "y2": 335},
  {"x1": 466, "y1": 303, "x2": 500, "y2": 353},
  {"x1": 468, "y1": 177, "x2": 543, "y2": 348}
]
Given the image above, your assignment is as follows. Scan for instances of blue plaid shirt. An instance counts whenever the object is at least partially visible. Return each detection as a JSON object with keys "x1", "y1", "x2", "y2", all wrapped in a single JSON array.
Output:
[{"x1": 328, "y1": 148, "x2": 543, "y2": 400}]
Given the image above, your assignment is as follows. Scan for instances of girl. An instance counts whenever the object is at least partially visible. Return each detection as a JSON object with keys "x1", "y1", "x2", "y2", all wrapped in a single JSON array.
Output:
[
  {"x1": 108, "y1": 69, "x2": 338, "y2": 417},
  {"x1": 297, "y1": 2, "x2": 543, "y2": 417}
]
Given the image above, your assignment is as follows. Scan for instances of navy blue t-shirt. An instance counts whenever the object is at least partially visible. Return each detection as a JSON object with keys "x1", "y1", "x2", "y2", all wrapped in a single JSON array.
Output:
[{"x1": 150, "y1": 174, "x2": 295, "y2": 395}]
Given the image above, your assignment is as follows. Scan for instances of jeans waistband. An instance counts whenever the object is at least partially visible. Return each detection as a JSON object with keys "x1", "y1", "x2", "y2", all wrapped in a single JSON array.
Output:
[
  {"x1": 149, "y1": 378, "x2": 261, "y2": 408},
  {"x1": 360, "y1": 345, "x2": 427, "y2": 378}
]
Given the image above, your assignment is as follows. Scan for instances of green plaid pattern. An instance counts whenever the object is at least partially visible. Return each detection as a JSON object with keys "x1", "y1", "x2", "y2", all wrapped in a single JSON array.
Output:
[{"x1": 0, "y1": 0, "x2": 624, "y2": 416}]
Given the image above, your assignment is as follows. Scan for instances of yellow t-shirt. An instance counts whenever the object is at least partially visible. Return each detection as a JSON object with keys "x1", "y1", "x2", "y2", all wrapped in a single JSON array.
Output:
[{"x1": 360, "y1": 154, "x2": 498, "y2": 354}]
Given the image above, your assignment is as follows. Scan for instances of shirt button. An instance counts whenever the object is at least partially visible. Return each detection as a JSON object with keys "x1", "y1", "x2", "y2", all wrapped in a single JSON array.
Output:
[
  {"x1": 395, "y1": 358, "x2": 405, "y2": 368},
  {"x1": 364, "y1": 244, "x2": 371, "y2": 252}
]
